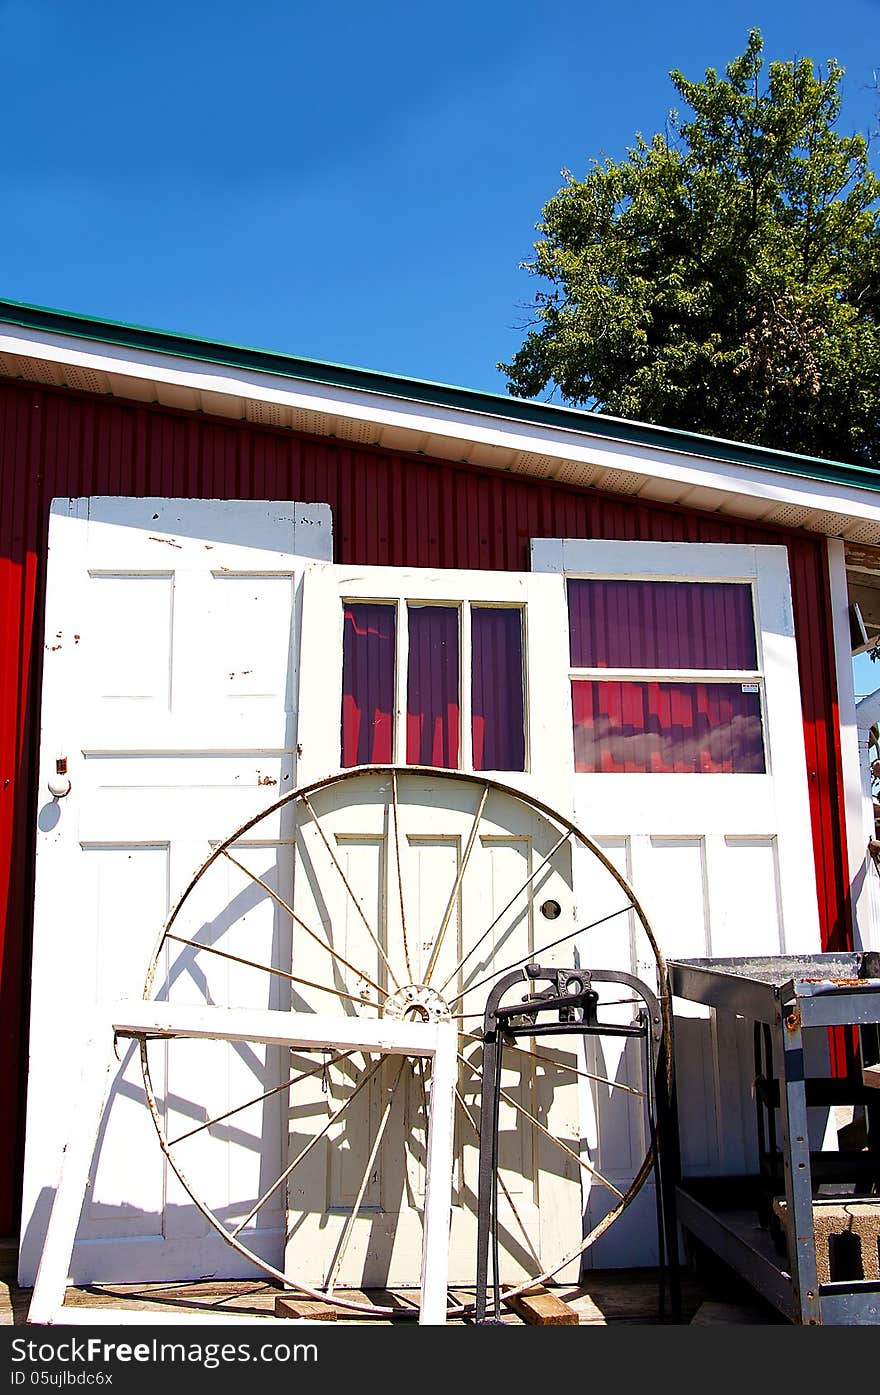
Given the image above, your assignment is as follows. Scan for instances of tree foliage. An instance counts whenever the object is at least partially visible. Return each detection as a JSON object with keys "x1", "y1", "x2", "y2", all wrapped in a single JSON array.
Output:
[{"x1": 500, "y1": 30, "x2": 880, "y2": 465}]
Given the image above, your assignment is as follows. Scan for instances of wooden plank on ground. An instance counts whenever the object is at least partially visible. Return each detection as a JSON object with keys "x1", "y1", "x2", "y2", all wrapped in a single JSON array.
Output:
[
  {"x1": 863, "y1": 1063, "x2": 880, "y2": 1090},
  {"x1": 502, "y1": 1283, "x2": 579, "y2": 1326},
  {"x1": 274, "y1": 1296, "x2": 338, "y2": 1321}
]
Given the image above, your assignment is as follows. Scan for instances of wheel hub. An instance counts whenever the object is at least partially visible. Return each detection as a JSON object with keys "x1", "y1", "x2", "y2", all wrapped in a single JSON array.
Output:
[{"x1": 383, "y1": 982, "x2": 452, "y2": 1024}]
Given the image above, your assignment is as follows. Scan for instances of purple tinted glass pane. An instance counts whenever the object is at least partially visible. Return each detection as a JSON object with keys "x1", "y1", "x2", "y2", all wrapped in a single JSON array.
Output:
[
  {"x1": 567, "y1": 580, "x2": 757, "y2": 670},
  {"x1": 406, "y1": 606, "x2": 460, "y2": 767},
  {"x1": 472, "y1": 608, "x2": 525, "y2": 772},
  {"x1": 571, "y1": 680, "x2": 765, "y2": 774},
  {"x1": 341, "y1": 603, "x2": 395, "y2": 766}
]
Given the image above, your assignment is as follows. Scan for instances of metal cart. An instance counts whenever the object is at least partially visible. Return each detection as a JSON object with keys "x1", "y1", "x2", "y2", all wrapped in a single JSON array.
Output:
[
  {"x1": 472, "y1": 962, "x2": 680, "y2": 1324},
  {"x1": 669, "y1": 952, "x2": 880, "y2": 1325}
]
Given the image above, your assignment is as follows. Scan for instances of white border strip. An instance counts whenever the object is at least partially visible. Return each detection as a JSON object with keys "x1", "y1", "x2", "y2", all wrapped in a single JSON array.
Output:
[
  {"x1": 827, "y1": 540, "x2": 876, "y2": 950},
  {"x1": 3, "y1": 322, "x2": 880, "y2": 535}
]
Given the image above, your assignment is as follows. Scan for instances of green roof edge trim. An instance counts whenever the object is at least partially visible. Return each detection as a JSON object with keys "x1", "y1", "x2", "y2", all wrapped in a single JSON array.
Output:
[{"x1": 1, "y1": 293, "x2": 878, "y2": 496}]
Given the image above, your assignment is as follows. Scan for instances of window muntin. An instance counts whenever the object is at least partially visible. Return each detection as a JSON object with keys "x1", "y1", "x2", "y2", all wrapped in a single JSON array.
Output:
[{"x1": 567, "y1": 578, "x2": 765, "y2": 775}]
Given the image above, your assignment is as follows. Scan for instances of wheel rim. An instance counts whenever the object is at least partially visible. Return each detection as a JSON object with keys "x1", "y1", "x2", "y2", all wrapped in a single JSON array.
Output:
[{"x1": 140, "y1": 766, "x2": 670, "y2": 1318}]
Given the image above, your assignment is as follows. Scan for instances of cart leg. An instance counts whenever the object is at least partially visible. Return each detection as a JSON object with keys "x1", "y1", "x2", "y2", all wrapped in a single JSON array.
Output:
[
  {"x1": 474, "y1": 1028, "x2": 504, "y2": 1323},
  {"x1": 775, "y1": 1002, "x2": 821, "y2": 1325},
  {"x1": 655, "y1": 1039, "x2": 682, "y2": 1321}
]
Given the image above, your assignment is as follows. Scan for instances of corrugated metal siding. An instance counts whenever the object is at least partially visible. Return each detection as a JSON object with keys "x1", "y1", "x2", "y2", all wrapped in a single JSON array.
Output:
[{"x1": 0, "y1": 378, "x2": 853, "y2": 1231}]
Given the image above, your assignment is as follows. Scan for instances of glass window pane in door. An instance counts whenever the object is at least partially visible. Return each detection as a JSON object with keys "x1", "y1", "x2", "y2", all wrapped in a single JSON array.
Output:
[
  {"x1": 341, "y1": 603, "x2": 396, "y2": 766},
  {"x1": 406, "y1": 605, "x2": 460, "y2": 767},
  {"x1": 571, "y1": 679, "x2": 765, "y2": 774},
  {"x1": 472, "y1": 607, "x2": 525, "y2": 772},
  {"x1": 567, "y1": 579, "x2": 758, "y2": 670}
]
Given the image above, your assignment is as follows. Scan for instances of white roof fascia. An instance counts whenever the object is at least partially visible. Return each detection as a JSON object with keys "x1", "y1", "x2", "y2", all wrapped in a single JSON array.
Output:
[{"x1": 2, "y1": 321, "x2": 880, "y2": 537}]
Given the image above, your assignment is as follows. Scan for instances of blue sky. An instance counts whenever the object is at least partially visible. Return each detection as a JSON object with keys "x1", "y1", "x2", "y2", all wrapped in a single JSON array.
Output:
[{"x1": 1, "y1": 1, "x2": 877, "y2": 396}]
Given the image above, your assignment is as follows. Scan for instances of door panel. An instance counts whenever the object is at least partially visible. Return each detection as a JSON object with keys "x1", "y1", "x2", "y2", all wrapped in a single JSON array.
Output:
[
  {"x1": 289, "y1": 562, "x2": 581, "y2": 1286},
  {"x1": 281, "y1": 774, "x2": 581, "y2": 1287},
  {"x1": 20, "y1": 497, "x2": 331, "y2": 1286},
  {"x1": 533, "y1": 537, "x2": 821, "y2": 1264}
]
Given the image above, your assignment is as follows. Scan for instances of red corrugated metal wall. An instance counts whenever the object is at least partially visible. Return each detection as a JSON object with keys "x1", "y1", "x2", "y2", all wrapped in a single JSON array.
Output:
[{"x1": 0, "y1": 378, "x2": 852, "y2": 1234}]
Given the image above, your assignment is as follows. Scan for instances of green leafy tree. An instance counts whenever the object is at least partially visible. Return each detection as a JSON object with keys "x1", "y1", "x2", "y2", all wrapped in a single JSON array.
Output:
[{"x1": 500, "y1": 30, "x2": 880, "y2": 465}]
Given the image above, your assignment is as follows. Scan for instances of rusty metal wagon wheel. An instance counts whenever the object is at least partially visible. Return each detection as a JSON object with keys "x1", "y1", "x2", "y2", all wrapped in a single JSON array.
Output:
[{"x1": 139, "y1": 766, "x2": 670, "y2": 1319}]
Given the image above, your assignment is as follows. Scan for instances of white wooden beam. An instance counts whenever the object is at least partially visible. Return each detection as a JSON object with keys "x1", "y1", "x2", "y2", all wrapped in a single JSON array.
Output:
[
  {"x1": 28, "y1": 1003, "x2": 457, "y2": 1328},
  {"x1": 417, "y1": 1021, "x2": 456, "y2": 1326},
  {"x1": 27, "y1": 1035, "x2": 117, "y2": 1326},
  {"x1": 111, "y1": 1001, "x2": 446, "y2": 1057}
]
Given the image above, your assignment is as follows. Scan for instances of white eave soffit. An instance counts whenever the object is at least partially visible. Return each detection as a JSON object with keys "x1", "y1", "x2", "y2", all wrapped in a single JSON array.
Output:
[{"x1": 2, "y1": 322, "x2": 880, "y2": 546}]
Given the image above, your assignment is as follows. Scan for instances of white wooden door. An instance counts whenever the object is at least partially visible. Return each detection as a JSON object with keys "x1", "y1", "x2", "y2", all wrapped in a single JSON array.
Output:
[
  {"x1": 20, "y1": 496, "x2": 332, "y2": 1286},
  {"x1": 532, "y1": 538, "x2": 821, "y2": 1265},
  {"x1": 287, "y1": 565, "x2": 586, "y2": 1286}
]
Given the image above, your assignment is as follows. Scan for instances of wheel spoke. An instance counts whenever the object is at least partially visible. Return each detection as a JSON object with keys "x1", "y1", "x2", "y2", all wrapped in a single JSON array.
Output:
[
  {"x1": 501, "y1": 1086, "x2": 624, "y2": 1200},
  {"x1": 447, "y1": 903, "x2": 632, "y2": 1007},
  {"x1": 457, "y1": 1052, "x2": 625, "y2": 1201},
  {"x1": 303, "y1": 794, "x2": 401, "y2": 989},
  {"x1": 454, "y1": 1086, "x2": 542, "y2": 1270},
  {"x1": 168, "y1": 1049, "x2": 356, "y2": 1146},
  {"x1": 391, "y1": 770, "x2": 414, "y2": 983},
  {"x1": 325, "y1": 1059, "x2": 407, "y2": 1296},
  {"x1": 423, "y1": 783, "x2": 489, "y2": 985},
  {"x1": 233, "y1": 1056, "x2": 386, "y2": 1236},
  {"x1": 165, "y1": 933, "x2": 384, "y2": 1009},
  {"x1": 439, "y1": 829, "x2": 572, "y2": 994},
  {"x1": 457, "y1": 1030, "x2": 645, "y2": 1097},
  {"x1": 220, "y1": 849, "x2": 386, "y2": 999}
]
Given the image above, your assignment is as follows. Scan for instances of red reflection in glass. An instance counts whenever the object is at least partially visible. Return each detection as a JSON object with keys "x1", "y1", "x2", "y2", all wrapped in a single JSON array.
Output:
[
  {"x1": 568, "y1": 580, "x2": 757, "y2": 670},
  {"x1": 406, "y1": 606, "x2": 459, "y2": 767},
  {"x1": 571, "y1": 680, "x2": 765, "y2": 774},
  {"x1": 472, "y1": 608, "x2": 525, "y2": 772},
  {"x1": 341, "y1": 603, "x2": 395, "y2": 766}
]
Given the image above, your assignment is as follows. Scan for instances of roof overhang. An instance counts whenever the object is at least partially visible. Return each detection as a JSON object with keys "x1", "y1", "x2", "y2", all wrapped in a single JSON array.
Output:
[{"x1": 2, "y1": 311, "x2": 880, "y2": 547}]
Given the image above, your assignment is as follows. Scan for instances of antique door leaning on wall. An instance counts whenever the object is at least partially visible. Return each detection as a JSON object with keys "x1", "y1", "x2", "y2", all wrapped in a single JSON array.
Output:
[
  {"x1": 288, "y1": 563, "x2": 581, "y2": 1287},
  {"x1": 20, "y1": 497, "x2": 332, "y2": 1285},
  {"x1": 532, "y1": 538, "x2": 822, "y2": 1266}
]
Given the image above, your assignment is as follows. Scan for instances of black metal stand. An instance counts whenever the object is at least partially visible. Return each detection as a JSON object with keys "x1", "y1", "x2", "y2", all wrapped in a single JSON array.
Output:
[{"x1": 472, "y1": 962, "x2": 680, "y2": 1324}]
